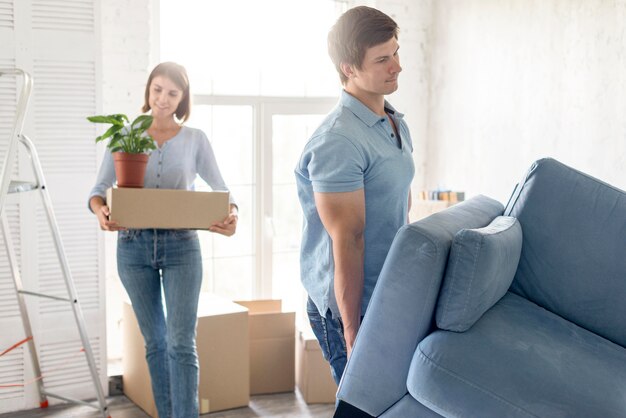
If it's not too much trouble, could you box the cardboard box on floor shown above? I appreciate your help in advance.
[106,187,229,229]
[296,329,338,404]
[122,295,249,417]
[234,300,295,395]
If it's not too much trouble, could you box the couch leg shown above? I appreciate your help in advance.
[334,400,376,418]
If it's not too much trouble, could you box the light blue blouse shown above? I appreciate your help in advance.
[88,125,235,208]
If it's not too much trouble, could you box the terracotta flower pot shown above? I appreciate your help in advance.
[113,152,149,188]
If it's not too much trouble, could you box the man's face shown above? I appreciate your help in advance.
[347,37,402,97]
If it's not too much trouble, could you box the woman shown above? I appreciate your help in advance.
[88,62,238,418]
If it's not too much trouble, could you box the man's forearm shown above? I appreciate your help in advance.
[313,189,366,353]
[333,233,365,349]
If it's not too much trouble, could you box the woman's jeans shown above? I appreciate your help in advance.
[117,229,202,418]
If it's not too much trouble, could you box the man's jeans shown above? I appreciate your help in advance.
[117,229,202,418]
[306,297,349,386]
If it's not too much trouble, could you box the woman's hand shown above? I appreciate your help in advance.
[209,204,238,237]
[90,196,126,232]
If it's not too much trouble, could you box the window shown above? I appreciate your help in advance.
[160,1,345,324]
[271,113,329,314]
[185,97,335,325]
[160,0,344,97]
[189,105,256,298]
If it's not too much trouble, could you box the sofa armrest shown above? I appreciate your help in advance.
[337,195,503,416]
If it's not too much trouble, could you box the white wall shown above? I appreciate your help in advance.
[101,0,156,116]
[352,0,433,194]
[379,0,433,195]
[99,0,156,363]
[426,0,626,204]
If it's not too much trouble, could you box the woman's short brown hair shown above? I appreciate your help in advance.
[142,62,191,122]
[327,6,399,85]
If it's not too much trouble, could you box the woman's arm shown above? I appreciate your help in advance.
[89,195,126,231]
[195,130,237,206]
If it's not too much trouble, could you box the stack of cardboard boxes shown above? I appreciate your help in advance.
[122,296,250,416]
[122,295,336,416]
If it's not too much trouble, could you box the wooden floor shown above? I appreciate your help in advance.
[0,392,335,418]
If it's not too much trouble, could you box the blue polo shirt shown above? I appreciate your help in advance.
[295,90,415,318]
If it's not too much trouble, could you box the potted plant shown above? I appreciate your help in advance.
[87,114,156,188]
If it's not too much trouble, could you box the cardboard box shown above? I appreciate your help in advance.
[234,300,295,395]
[196,296,249,413]
[296,329,338,404]
[107,187,229,229]
[122,295,249,417]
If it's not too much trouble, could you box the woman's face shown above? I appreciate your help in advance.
[148,75,184,120]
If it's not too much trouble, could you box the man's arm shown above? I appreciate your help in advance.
[314,189,365,357]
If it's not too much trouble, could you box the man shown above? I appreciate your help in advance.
[295,6,415,384]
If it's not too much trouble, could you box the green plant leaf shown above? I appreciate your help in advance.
[87,115,127,126]
[108,136,122,148]
[96,124,124,142]
[132,115,153,131]
[89,113,157,154]
[109,114,129,124]
[139,138,157,150]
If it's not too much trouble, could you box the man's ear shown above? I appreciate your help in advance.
[340,62,355,80]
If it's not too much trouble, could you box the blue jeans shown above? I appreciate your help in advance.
[306,297,349,386]
[117,229,202,418]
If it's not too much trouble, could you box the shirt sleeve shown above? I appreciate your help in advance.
[87,149,116,212]
[195,130,237,206]
[304,133,365,193]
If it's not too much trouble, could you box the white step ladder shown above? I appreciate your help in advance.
[0,68,109,417]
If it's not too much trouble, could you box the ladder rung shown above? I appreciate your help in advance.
[42,390,105,411]
[18,290,72,302]
[8,180,39,194]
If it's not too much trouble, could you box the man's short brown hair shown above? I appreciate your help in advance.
[327,6,399,85]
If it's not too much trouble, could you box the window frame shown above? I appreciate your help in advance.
[193,94,336,299]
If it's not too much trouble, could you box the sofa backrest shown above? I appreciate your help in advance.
[505,158,626,347]
[338,195,503,415]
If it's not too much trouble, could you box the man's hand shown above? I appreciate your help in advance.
[344,324,359,358]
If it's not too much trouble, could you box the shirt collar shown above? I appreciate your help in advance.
[340,90,404,127]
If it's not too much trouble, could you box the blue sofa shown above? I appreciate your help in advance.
[335,158,626,418]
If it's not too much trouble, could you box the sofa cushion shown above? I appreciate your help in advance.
[436,216,522,332]
[505,158,626,347]
[409,292,626,418]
